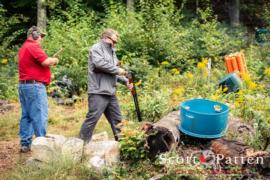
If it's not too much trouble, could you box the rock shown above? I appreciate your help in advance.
[25,157,43,167]
[87,156,105,169]
[62,137,83,162]
[91,132,109,142]
[31,137,56,162]
[46,134,66,150]
[149,174,165,180]
[84,140,119,166]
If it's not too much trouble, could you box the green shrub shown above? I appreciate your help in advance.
[120,68,172,122]
[119,120,146,161]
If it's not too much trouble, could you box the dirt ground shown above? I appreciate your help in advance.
[0,139,30,172]
[0,100,15,114]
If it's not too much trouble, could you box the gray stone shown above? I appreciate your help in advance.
[87,156,105,169]
[31,137,56,162]
[26,157,43,167]
[62,137,84,162]
[84,140,120,166]
[91,132,109,142]
[46,134,66,150]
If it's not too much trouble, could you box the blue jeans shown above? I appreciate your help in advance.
[18,83,48,147]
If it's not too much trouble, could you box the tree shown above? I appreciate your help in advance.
[37,0,47,31]
[127,0,134,11]
[228,0,240,27]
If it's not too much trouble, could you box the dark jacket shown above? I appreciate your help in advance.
[88,40,127,95]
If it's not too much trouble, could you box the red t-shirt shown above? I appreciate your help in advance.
[18,38,51,85]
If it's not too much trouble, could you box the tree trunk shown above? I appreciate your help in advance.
[143,111,180,159]
[228,0,240,27]
[196,0,199,14]
[127,0,134,11]
[37,0,47,31]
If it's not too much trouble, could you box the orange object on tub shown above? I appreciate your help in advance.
[235,53,245,75]
[224,56,233,73]
[231,56,238,72]
[224,52,248,78]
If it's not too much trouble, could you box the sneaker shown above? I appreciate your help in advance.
[20,146,31,153]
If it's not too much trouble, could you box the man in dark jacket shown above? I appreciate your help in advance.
[79,28,132,143]
[18,26,59,152]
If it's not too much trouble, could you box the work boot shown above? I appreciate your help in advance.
[20,145,31,153]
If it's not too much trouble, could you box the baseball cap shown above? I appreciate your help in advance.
[27,26,47,37]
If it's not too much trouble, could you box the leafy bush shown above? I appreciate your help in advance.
[119,120,146,161]
[0,4,25,100]
[120,68,172,122]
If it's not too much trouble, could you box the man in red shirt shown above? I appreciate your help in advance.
[18,26,59,152]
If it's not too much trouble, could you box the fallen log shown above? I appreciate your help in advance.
[143,111,180,159]
[210,138,270,176]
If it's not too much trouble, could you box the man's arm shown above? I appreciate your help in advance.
[117,75,128,85]
[28,44,59,66]
[117,75,133,91]
[41,57,59,66]
[91,48,125,75]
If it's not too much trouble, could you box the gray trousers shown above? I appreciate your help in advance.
[79,94,122,143]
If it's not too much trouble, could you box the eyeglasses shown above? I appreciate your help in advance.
[107,36,117,44]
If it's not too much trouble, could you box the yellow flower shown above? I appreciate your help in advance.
[197,62,205,69]
[222,86,228,93]
[242,74,251,82]
[201,58,208,65]
[210,94,219,101]
[1,58,8,65]
[234,101,240,107]
[172,87,185,96]
[135,80,142,86]
[247,81,257,90]
[161,61,169,65]
[186,72,194,79]
[264,67,270,76]
[234,90,245,107]
[171,68,180,75]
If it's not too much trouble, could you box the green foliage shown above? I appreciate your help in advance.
[251,111,270,150]
[245,44,270,77]
[42,5,99,94]
[120,68,172,122]
[190,8,246,60]
[119,120,146,161]
[0,4,26,99]
[0,51,18,100]
[0,4,27,55]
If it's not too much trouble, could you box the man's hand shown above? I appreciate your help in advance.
[118,68,127,76]
[52,57,59,65]
[127,82,134,91]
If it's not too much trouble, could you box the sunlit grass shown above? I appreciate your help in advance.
[0,95,114,140]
